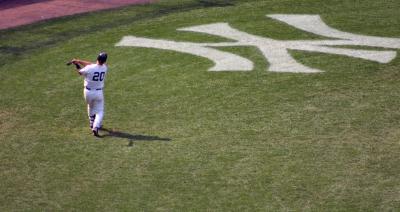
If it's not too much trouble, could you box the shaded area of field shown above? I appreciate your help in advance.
[0,0,236,68]
[0,0,153,30]
[0,0,52,10]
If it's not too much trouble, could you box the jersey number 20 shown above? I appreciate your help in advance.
[93,72,105,81]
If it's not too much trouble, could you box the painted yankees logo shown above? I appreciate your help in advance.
[116,14,400,73]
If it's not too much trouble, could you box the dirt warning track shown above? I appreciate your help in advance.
[0,0,153,30]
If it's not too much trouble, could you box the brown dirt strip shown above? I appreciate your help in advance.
[0,0,153,30]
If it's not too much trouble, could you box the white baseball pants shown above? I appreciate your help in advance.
[84,89,104,130]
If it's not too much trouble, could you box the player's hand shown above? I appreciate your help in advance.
[71,59,79,64]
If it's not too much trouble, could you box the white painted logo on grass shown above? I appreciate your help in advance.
[116,14,400,73]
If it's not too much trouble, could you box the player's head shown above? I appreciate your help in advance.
[97,52,107,65]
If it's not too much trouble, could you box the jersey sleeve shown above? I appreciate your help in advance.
[79,65,91,76]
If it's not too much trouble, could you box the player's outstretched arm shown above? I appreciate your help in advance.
[69,59,88,75]
[72,59,93,67]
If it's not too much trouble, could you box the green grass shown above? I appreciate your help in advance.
[1,0,400,210]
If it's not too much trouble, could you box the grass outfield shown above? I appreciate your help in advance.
[1,0,400,210]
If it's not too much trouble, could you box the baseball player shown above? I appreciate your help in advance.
[69,52,108,136]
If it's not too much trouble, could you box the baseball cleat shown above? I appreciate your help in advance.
[92,128,99,137]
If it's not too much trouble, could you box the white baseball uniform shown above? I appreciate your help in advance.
[79,63,108,130]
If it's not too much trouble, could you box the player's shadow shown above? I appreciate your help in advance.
[99,128,171,146]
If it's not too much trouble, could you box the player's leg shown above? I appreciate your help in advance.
[92,94,104,130]
[87,100,95,129]
[91,91,104,136]
[84,89,96,129]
